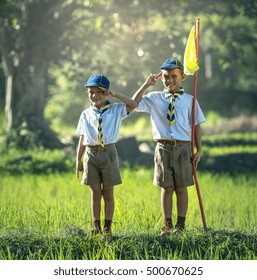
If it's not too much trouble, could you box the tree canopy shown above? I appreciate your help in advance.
[0,0,256,148]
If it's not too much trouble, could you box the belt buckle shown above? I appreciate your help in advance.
[170,140,176,146]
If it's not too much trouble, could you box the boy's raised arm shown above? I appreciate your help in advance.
[132,72,162,104]
[108,91,137,112]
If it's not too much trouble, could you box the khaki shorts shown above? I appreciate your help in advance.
[154,141,194,188]
[81,144,122,186]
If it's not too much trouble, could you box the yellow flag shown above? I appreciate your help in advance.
[183,24,199,75]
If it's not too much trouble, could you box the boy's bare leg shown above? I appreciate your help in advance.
[160,187,175,235]
[102,185,114,220]
[175,187,188,217]
[89,184,102,233]
[102,185,114,238]
[161,186,174,219]
[173,187,188,233]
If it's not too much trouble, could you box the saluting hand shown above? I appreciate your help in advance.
[145,72,162,86]
[107,90,115,97]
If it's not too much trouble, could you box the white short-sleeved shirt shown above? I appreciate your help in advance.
[76,103,128,146]
[136,91,206,141]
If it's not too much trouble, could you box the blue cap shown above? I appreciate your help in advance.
[85,74,110,89]
[160,58,184,70]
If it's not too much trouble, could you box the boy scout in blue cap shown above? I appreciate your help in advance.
[76,73,137,239]
[132,58,206,235]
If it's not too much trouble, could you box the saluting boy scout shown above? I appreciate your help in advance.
[132,58,206,235]
[76,74,137,239]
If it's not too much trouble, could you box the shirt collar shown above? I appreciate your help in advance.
[90,100,112,113]
[163,87,185,99]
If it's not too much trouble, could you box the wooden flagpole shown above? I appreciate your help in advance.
[191,18,207,230]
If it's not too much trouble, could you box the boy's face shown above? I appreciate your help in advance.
[87,86,108,108]
[161,68,185,93]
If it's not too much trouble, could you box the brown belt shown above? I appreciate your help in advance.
[157,139,190,146]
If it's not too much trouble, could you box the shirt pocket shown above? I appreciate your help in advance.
[175,107,191,131]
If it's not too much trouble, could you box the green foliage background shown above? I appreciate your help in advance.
[1,0,257,140]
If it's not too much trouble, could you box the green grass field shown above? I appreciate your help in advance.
[0,168,256,260]
[0,128,257,260]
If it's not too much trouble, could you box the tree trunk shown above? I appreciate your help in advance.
[4,57,63,149]
[1,1,65,149]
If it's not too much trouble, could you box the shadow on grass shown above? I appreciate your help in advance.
[121,152,257,176]
[203,139,257,147]
[199,153,257,175]
[118,137,257,176]
[1,228,256,260]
